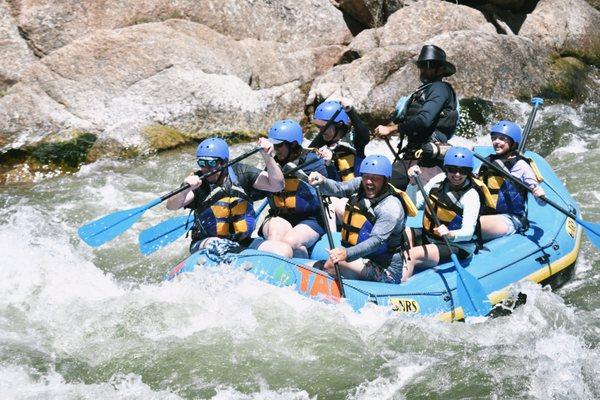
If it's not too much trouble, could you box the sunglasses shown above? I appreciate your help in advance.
[273,141,288,148]
[491,134,512,143]
[196,158,221,168]
[446,166,470,175]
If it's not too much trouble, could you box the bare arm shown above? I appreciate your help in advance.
[166,175,200,210]
[253,137,285,192]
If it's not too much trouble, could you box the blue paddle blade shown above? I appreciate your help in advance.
[579,218,600,248]
[451,254,492,318]
[78,197,162,247]
[139,214,194,255]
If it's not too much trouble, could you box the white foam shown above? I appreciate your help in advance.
[0,366,182,399]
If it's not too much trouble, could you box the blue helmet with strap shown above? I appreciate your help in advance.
[490,120,522,147]
[444,146,473,169]
[314,101,350,126]
[359,155,392,178]
[268,119,303,145]
[196,138,229,160]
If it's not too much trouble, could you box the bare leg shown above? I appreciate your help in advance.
[336,259,368,280]
[402,243,441,282]
[257,240,293,258]
[282,223,322,258]
[261,217,293,241]
[329,196,348,223]
[480,215,511,241]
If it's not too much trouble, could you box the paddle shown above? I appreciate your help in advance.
[473,153,600,248]
[293,169,345,297]
[282,157,322,177]
[78,147,262,248]
[414,175,491,317]
[138,198,270,255]
[315,185,346,298]
[518,97,544,154]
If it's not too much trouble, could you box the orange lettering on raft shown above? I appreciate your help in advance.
[297,266,341,302]
[299,267,311,293]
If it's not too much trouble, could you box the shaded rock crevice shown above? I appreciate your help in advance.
[17,25,45,58]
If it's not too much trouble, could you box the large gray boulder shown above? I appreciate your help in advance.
[520,0,600,65]
[0,19,344,154]
[308,30,550,119]
[0,1,37,91]
[335,0,403,28]
[342,0,495,60]
[8,0,351,55]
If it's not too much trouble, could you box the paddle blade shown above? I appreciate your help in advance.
[139,214,194,255]
[78,203,153,247]
[579,219,600,248]
[451,254,492,318]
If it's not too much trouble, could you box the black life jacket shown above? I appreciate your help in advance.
[422,177,493,251]
[403,82,458,143]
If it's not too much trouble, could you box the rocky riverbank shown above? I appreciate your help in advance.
[1,0,599,184]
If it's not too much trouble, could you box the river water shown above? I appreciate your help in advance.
[1,99,599,399]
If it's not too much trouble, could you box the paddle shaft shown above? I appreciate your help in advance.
[315,185,346,298]
[474,153,577,220]
[164,147,262,201]
[283,156,321,177]
[308,108,342,148]
[518,97,543,154]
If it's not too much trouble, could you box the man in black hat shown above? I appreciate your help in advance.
[374,44,459,189]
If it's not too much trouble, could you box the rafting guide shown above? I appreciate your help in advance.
[374,44,458,190]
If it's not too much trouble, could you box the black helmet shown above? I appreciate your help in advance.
[415,45,456,77]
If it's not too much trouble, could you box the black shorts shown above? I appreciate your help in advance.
[409,227,471,261]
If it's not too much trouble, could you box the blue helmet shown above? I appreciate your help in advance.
[196,138,229,160]
[444,147,473,170]
[359,155,392,178]
[490,120,522,146]
[314,100,350,126]
[268,119,303,145]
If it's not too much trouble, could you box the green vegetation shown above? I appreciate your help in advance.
[143,124,189,151]
[540,56,590,102]
[31,132,97,169]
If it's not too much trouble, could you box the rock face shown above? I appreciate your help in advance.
[308,31,550,120]
[336,0,404,28]
[0,0,598,184]
[0,19,345,154]
[0,1,37,91]
[520,0,600,65]
[8,0,352,55]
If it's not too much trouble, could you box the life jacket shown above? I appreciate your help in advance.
[422,177,494,249]
[331,142,360,182]
[270,149,320,217]
[478,154,543,216]
[402,82,459,143]
[191,167,255,242]
[341,183,417,256]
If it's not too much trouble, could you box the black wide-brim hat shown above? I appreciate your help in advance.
[414,44,456,77]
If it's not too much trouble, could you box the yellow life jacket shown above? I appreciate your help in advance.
[191,168,255,242]
[332,143,357,182]
[341,183,416,255]
[270,149,321,216]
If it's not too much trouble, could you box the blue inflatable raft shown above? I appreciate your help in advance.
[166,147,582,321]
